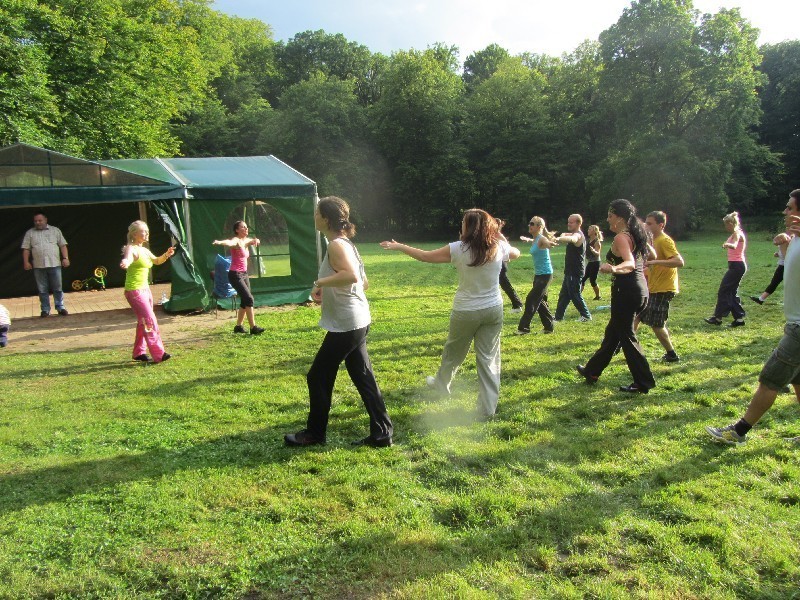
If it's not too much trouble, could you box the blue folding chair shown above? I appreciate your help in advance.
[211,254,237,316]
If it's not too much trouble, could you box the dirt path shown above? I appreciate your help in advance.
[2,306,297,355]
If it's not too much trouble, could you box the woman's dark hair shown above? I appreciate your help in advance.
[609,199,648,259]
[461,208,500,267]
[317,196,356,238]
[233,220,247,234]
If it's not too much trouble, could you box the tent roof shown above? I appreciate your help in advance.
[0,144,316,208]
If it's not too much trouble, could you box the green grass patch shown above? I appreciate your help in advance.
[1,234,798,598]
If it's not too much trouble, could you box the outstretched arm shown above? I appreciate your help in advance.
[379,240,451,263]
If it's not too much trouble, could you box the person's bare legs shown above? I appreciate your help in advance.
[652,326,675,353]
[741,384,782,426]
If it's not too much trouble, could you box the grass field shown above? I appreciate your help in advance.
[1,233,798,599]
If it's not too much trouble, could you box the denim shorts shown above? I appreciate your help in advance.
[759,322,800,391]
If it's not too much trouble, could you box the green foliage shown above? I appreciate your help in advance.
[758,41,800,200]
[591,1,776,230]
[371,49,474,230]
[1,236,799,597]
[462,43,511,93]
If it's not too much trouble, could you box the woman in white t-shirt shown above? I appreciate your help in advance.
[380,209,521,418]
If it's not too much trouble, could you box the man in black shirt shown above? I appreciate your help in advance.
[554,214,592,322]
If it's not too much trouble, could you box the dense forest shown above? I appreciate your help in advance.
[2,0,799,234]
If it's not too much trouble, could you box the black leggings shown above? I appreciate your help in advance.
[582,261,600,287]
[713,261,746,319]
[228,270,254,308]
[499,263,523,308]
[306,325,393,442]
[764,264,784,295]
[584,279,655,389]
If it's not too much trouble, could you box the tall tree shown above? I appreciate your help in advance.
[758,41,800,201]
[463,57,556,224]
[591,0,775,230]
[462,44,511,93]
[371,49,474,229]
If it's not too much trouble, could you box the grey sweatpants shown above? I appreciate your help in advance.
[432,304,504,416]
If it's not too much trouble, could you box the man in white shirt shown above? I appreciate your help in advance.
[21,211,70,317]
[707,189,800,445]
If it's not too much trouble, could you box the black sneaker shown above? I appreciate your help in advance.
[351,436,393,448]
[158,353,171,363]
[233,325,246,334]
[662,352,680,363]
[284,430,325,446]
[704,316,722,326]
[576,364,598,384]
[250,326,265,335]
[57,308,68,316]
[133,354,149,362]
[40,311,49,318]
[730,319,746,328]
[749,296,764,305]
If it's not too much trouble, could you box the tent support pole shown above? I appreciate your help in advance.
[314,189,322,267]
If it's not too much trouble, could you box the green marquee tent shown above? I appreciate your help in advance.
[0,143,320,312]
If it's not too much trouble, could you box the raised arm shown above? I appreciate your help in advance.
[212,237,238,247]
[120,244,136,270]
[379,240,452,263]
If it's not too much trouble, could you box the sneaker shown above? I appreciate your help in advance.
[541,328,554,334]
[704,316,722,326]
[619,383,649,394]
[576,364,597,384]
[749,296,764,305]
[662,352,680,363]
[705,424,746,445]
[351,435,393,448]
[593,296,601,300]
[133,354,149,362]
[158,353,171,363]
[284,429,325,446]
[250,326,265,335]
[40,311,49,318]
[510,307,522,313]
[513,329,530,335]
[425,375,437,387]
[57,308,68,316]
[233,325,246,334]
[730,319,746,328]
[578,316,592,322]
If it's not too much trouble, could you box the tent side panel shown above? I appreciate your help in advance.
[188,196,316,307]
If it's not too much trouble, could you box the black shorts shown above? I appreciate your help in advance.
[228,270,254,308]
[639,292,674,328]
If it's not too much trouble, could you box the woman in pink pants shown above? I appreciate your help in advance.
[120,220,174,363]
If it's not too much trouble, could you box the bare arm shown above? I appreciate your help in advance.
[599,234,636,275]
[22,248,32,270]
[647,253,685,268]
[379,240,452,263]
[586,239,601,256]
[723,230,741,249]
[555,232,582,246]
[212,237,239,247]
[316,240,360,288]
[120,245,136,269]
[537,236,558,250]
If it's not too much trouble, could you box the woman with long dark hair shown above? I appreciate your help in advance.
[705,211,747,327]
[380,209,521,418]
[284,196,393,448]
[212,220,265,335]
[577,199,656,393]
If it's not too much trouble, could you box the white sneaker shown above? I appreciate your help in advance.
[577,316,592,322]
[425,375,437,387]
[510,307,522,313]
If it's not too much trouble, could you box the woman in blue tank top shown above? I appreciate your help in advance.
[515,216,557,335]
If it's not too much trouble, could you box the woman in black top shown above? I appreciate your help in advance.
[577,199,656,393]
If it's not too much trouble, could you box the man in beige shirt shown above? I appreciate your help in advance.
[21,211,70,317]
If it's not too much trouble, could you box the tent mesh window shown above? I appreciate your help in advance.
[223,201,291,277]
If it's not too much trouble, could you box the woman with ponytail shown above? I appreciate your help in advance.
[705,211,747,327]
[284,196,393,448]
[381,209,521,418]
[577,199,656,393]
[515,216,557,335]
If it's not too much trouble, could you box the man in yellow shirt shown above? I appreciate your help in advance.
[636,211,685,362]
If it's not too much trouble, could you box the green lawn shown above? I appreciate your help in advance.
[1,233,798,599]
